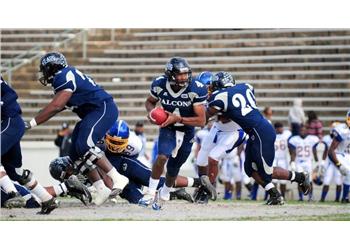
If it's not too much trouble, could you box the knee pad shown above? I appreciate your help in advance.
[76,146,104,175]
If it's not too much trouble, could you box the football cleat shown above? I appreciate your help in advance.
[299,172,311,195]
[170,188,194,203]
[200,175,217,201]
[38,197,60,215]
[266,188,284,205]
[193,187,209,204]
[3,192,26,209]
[64,175,92,205]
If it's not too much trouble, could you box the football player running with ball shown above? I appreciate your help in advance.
[140,57,215,210]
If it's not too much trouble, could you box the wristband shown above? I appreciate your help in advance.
[30,118,37,128]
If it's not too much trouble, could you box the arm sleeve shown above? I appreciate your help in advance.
[192,83,208,106]
[149,77,164,100]
[288,137,296,150]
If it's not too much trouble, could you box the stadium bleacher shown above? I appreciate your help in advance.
[1,28,349,141]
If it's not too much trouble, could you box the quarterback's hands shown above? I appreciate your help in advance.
[147,113,158,125]
[160,111,181,128]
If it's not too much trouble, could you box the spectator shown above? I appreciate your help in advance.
[306,111,323,140]
[134,121,151,167]
[288,98,306,136]
[54,122,72,157]
[263,106,273,123]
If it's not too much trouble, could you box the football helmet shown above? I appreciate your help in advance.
[49,156,73,182]
[39,52,67,86]
[210,71,235,92]
[196,71,214,86]
[165,57,192,87]
[105,120,130,153]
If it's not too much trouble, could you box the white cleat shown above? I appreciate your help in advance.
[93,185,111,206]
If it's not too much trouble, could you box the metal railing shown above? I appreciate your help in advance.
[0,29,89,84]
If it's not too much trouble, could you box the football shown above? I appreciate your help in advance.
[150,107,168,125]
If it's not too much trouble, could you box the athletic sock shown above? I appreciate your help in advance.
[251,182,259,200]
[342,184,350,201]
[31,183,53,202]
[0,174,18,193]
[148,177,159,195]
[321,190,328,201]
[298,191,303,201]
[335,186,341,201]
[186,177,194,187]
[53,183,68,196]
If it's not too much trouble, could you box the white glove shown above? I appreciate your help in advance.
[24,121,31,130]
[339,164,348,176]
[290,161,296,172]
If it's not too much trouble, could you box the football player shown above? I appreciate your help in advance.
[219,147,243,200]
[273,122,292,199]
[1,76,59,213]
[288,125,327,201]
[320,121,342,202]
[49,120,204,204]
[140,57,214,210]
[327,111,350,203]
[194,71,246,203]
[24,52,128,206]
[206,72,311,205]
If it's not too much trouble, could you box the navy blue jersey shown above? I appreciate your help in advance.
[208,83,264,132]
[51,66,113,118]
[150,75,207,130]
[1,77,22,120]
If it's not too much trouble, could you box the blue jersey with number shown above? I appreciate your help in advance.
[149,75,207,130]
[51,66,113,118]
[1,77,22,120]
[207,83,264,132]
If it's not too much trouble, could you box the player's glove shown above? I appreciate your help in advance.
[290,161,296,172]
[24,121,31,130]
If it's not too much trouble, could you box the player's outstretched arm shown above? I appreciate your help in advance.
[25,90,72,129]
[161,104,206,128]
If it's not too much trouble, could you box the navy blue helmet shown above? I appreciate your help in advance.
[165,57,192,87]
[49,156,73,181]
[210,71,235,92]
[39,52,67,86]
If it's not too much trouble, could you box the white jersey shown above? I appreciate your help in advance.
[195,128,210,145]
[121,131,143,157]
[288,135,319,165]
[214,120,241,132]
[332,123,350,155]
[274,130,292,160]
[322,134,332,148]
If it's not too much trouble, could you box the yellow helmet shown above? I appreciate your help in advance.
[105,120,129,153]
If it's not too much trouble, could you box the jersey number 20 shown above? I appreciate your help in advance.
[232,89,257,116]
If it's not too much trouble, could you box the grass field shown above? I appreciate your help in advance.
[1,198,349,221]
